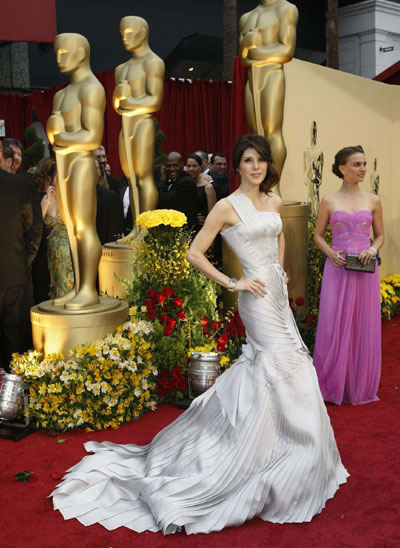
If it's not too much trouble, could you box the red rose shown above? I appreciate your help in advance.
[143,299,155,309]
[161,304,168,312]
[164,325,174,336]
[295,297,305,306]
[156,294,166,304]
[162,287,174,297]
[173,297,183,308]
[201,317,208,326]
[147,289,157,299]
[177,309,186,321]
[203,326,208,334]
[210,321,218,331]
[168,318,177,327]
[216,342,226,352]
[218,334,229,345]
[305,314,315,323]
[146,308,156,320]
[159,313,168,324]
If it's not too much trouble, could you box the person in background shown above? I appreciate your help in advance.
[94,158,125,244]
[194,149,209,175]
[0,143,14,173]
[0,140,41,369]
[209,152,229,200]
[31,158,55,303]
[40,163,74,299]
[313,145,384,405]
[3,137,23,174]
[157,152,199,231]
[186,153,216,228]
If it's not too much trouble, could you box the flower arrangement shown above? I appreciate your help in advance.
[304,209,332,351]
[380,274,400,320]
[289,296,316,349]
[10,310,158,431]
[122,209,220,402]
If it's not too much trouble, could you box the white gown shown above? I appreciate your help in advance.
[51,193,348,535]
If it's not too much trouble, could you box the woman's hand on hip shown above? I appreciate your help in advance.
[236,277,267,298]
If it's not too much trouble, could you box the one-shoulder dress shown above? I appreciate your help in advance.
[51,193,348,535]
[313,209,381,405]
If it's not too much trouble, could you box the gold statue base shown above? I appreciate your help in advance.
[222,202,308,312]
[281,202,308,313]
[31,299,129,356]
[98,242,135,300]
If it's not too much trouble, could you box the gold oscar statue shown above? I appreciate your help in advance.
[239,0,298,195]
[113,16,165,235]
[304,120,324,216]
[32,33,128,355]
[370,158,380,195]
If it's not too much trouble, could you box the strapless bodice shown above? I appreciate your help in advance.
[330,209,372,254]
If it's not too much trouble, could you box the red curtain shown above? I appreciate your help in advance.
[0,93,32,146]
[1,58,252,182]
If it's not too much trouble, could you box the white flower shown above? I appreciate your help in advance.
[109,348,120,361]
[134,388,142,397]
[141,379,148,390]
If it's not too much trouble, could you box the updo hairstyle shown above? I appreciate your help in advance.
[332,145,365,179]
[232,134,279,195]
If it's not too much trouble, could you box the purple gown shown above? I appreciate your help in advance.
[313,210,381,405]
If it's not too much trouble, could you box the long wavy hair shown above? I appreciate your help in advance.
[32,158,56,193]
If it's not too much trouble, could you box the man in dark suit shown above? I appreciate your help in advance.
[157,152,198,231]
[209,152,230,201]
[0,140,42,371]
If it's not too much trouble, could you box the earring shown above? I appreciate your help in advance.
[236,169,241,175]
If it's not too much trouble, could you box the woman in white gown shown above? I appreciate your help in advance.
[51,134,348,535]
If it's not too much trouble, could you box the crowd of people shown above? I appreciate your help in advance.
[0,140,230,370]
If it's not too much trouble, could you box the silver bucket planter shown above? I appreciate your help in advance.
[188,352,221,399]
[0,369,29,426]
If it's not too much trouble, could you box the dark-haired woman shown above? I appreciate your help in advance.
[39,160,74,299]
[51,135,348,535]
[313,146,384,405]
[186,153,216,228]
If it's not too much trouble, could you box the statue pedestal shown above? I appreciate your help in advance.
[222,202,308,312]
[31,298,129,356]
[282,202,308,312]
[98,242,134,300]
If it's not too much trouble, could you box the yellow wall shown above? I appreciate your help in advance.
[281,59,400,278]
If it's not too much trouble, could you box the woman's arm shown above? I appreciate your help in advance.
[314,197,346,267]
[40,185,56,218]
[205,183,217,213]
[359,195,384,265]
[187,201,267,298]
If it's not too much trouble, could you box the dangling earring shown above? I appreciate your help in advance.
[236,169,241,175]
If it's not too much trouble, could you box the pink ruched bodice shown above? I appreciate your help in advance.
[330,209,372,255]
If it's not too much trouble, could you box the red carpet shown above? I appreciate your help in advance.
[1,318,399,548]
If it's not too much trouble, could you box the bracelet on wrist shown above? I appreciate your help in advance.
[368,246,377,256]
[228,278,237,292]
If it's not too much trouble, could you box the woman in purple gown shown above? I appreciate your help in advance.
[313,146,384,405]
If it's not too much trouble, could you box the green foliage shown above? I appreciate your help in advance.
[154,118,167,167]
[22,124,45,169]
[294,208,332,352]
